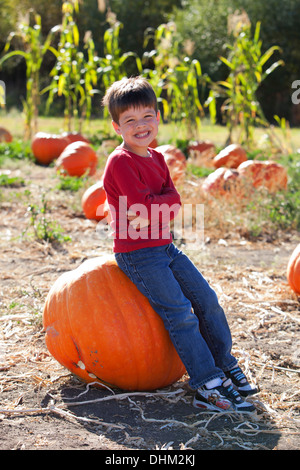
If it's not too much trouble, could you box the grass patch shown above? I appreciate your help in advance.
[0,140,34,166]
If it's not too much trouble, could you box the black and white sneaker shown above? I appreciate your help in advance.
[225,366,258,397]
[193,378,255,413]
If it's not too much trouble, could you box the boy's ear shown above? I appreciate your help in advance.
[112,120,121,135]
[156,110,160,123]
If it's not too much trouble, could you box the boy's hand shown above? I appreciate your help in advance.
[127,210,150,229]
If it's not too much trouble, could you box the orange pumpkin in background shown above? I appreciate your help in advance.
[155,144,186,185]
[0,127,13,142]
[43,255,185,391]
[201,167,240,197]
[237,160,287,192]
[148,137,158,148]
[31,132,70,165]
[187,140,215,155]
[213,144,247,169]
[287,244,300,294]
[81,180,108,221]
[156,144,186,162]
[187,140,216,168]
[31,132,90,165]
[55,141,98,177]
[61,131,90,144]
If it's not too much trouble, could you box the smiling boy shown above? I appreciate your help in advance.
[102,76,258,412]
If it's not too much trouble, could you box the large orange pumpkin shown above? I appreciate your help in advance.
[81,180,108,221]
[31,132,70,165]
[287,244,300,294]
[55,141,98,177]
[43,255,185,391]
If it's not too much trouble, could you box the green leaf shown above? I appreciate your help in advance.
[58,74,66,96]
[217,80,232,89]
[253,21,261,44]
[263,60,284,78]
[219,56,234,70]
[259,46,281,67]
[0,50,28,67]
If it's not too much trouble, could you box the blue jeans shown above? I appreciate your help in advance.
[115,243,237,389]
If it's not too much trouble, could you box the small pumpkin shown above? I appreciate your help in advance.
[55,141,98,177]
[187,140,216,168]
[187,140,215,154]
[155,145,186,185]
[213,144,247,169]
[156,144,186,162]
[201,167,240,197]
[43,255,185,391]
[61,131,90,145]
[0,127,13,143]
[148,137,158,148]
[238,160,287,192]
[31,132,70,165]
[287,244,300,294]
[81,180,108,221]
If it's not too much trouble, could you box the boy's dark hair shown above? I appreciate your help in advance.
[102,76,158,124]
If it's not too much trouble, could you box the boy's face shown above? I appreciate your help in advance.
[112,106,160,157]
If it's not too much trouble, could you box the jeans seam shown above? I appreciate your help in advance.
[170,258,223,363]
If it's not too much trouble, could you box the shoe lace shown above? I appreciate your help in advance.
[221,378,242,402]
[229,367,246,382]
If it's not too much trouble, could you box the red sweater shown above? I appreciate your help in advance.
[103,146,181,252]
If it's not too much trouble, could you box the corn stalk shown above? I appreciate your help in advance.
[143,22,204,139]
[211,16,284,147]
[43,0,100,132]
[97,16,143,120]
[0,11,57,139]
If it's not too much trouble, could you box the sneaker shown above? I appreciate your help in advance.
[193,378,255,413]
[225,366,258,397]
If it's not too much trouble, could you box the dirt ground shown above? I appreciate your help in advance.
[0,161,299,451]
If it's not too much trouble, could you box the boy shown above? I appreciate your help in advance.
[102,76,258,412]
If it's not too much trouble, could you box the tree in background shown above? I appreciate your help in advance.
[171,0,300,124]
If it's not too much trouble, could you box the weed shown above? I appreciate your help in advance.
[186,163,214,179]
[23,192,71,243]
[0,173,25,187]
[0,140,34,165]
[55,174,87,191]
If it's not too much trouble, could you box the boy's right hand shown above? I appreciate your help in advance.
[127,210,150,229]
